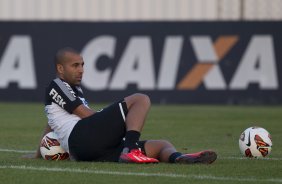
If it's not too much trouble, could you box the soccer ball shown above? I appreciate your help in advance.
[239,126,272,158]
[40,132,69,160]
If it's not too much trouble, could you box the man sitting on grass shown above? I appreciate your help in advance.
[28,47,217,164]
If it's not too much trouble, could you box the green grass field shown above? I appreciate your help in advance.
[0,102,281,184]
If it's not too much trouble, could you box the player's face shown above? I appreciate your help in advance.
[60,53,84,86]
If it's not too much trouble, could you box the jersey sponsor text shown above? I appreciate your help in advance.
[49,88,66,108]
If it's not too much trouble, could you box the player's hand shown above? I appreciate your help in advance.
[21,153,41,159]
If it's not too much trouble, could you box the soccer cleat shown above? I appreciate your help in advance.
[175,150,217,164]
[119,148,159,164]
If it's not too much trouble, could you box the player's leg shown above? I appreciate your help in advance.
[121,93,150,151]
[143,140,217,164]
[68,100,127,161]
[142,140,179,162]
[119,93,159,163]
[123,93,150,132]
[69,98,157,163]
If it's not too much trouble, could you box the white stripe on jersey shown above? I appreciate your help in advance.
[54,78,76,101]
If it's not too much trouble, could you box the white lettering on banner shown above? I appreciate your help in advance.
[81,36,116,90]
[191,36,218,62]
[190,36,227,89]
[110,37,155,90]
[79,35,279,91]
[157,36,183,89]
[0,34,278,93]
[0,36,37,89]
[230,36,278,89]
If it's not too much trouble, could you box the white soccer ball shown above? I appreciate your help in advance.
[40,132,69,160]
[239,126,272,158]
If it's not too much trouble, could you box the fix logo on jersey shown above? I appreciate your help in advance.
[177,36,238,89]
[49,88,66,108]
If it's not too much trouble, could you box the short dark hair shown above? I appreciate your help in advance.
[54,47,80,66]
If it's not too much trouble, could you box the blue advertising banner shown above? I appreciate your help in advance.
[0,21,281,104]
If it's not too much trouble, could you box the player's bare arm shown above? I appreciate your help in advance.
[73,104,95,118]
[22,123,52,159]
[35,124,53,158]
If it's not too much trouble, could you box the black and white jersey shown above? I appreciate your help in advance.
[45,78,89,152]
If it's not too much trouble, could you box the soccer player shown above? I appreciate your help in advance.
[32,47,217,164]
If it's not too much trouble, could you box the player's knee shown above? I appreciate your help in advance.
[125,93,151,109]
[159,140,173,147]
[135,93,151,107]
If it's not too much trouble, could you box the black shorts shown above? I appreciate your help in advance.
[68,100,146,162]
